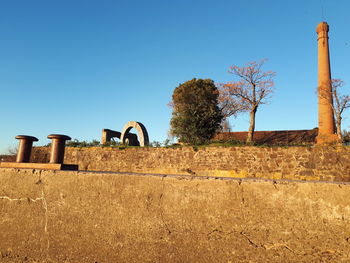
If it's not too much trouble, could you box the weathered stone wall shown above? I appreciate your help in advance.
[0,168,350,262]
[32,146,350,181]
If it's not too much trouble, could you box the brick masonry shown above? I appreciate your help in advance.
[213,129,318,144]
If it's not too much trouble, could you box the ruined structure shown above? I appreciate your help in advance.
[101,129,139,146]
[101,129,121,145]
[316,22,339,144]
[102,121,149,147]
[120,121,149,147]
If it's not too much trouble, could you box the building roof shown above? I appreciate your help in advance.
[213,128,318,145]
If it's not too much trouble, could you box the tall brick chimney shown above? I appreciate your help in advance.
[316,22,338,144]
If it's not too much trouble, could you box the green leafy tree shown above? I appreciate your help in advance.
[170,78,223,144]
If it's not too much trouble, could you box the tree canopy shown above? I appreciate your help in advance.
[170,78,223,144]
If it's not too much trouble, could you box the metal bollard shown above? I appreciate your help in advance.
[47,134,71,164]
[15,135,39,163]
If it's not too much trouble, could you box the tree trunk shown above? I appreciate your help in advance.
[336,115,342,141]
[246,108,257,144]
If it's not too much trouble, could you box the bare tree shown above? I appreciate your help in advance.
[7,144,18,155]
[218,118,232,132]
[218,59,276,143]
[330,79,350,140]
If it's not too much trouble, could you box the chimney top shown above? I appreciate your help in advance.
[316,21,329,34]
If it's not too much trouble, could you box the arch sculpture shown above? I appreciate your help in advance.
[120,121,149,147]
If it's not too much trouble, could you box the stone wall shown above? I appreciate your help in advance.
[32,146,350,181]
[0,168,350,262]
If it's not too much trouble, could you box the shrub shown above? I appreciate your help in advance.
[170,78,223,144]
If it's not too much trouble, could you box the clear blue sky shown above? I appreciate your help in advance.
[1,0,350,153]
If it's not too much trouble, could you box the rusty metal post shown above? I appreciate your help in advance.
[47,134,71,164]
[15,135,39,163]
